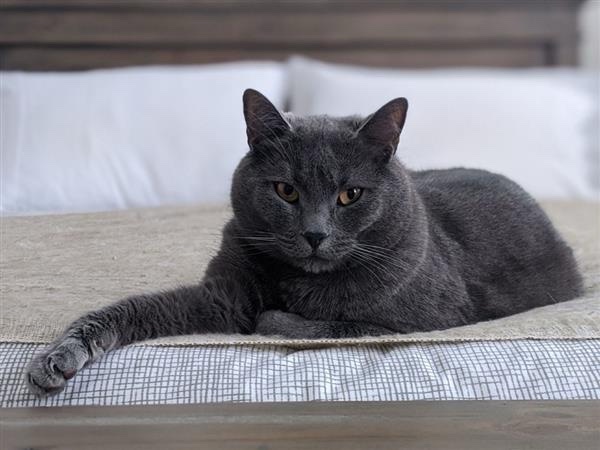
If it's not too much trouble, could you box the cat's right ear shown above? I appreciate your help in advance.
[243,89,290,150]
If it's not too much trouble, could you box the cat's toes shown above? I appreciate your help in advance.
[24,340,88,397]
[255,310,302,337]
[25,352,70,397]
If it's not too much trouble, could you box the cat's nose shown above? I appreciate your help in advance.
[303,231,328,250]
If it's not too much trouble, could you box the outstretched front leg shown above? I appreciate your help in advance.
[255,310,396,339]
[25,277,257,397]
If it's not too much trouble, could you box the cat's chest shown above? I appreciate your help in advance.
[275,270,376,321]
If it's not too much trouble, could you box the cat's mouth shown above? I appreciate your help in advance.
[277,241,350,273]
[306,254,329,262]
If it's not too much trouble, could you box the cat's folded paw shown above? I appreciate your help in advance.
[255,310,306,338]
[24,339,89,397]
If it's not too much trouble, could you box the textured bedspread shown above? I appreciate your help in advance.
[1,201,598,346]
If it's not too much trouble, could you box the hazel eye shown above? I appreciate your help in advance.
[275,182,299,203]
[338,187,363,206]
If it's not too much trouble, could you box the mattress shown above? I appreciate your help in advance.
[2,340,599,407]
[1,200,598,406]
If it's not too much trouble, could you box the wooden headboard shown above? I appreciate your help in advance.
[0,0,585,71]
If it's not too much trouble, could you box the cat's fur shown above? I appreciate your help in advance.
[25,89,583,396]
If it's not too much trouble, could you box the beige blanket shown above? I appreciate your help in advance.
[1,201,598,348]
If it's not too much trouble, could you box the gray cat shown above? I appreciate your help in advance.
[26,89,583,396]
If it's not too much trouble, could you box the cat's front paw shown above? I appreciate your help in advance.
[255,310,306,338]
[25,338,90,397]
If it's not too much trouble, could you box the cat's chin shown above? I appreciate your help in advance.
[293,255,340,274]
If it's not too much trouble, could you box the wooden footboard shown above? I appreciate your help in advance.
[1,401,598,449]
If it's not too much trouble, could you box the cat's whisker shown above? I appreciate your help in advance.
[357,248,438,282]
[355,244,406,261]
[233,237,277,242]
[354,246,408,271]
[359,242,399,252]
[353,246,443,290]
[352,253,399,284]
[356,244,416,266]
[240,243,276,248]
[233,230,276,236]
[355,246,467,296]
[357,243,462,293]
[350,252,388,290]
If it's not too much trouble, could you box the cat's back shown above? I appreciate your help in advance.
[409,167,583,316]
[411,167,538,227]
[411,167,523,202]
[409,167,559,250]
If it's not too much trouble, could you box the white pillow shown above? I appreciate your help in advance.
[288,57,599,200]
[1,62,286,215]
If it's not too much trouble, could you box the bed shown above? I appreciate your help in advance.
[1,0,598,447]
[1,200,599,407]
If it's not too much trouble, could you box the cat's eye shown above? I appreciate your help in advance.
[275,182,299,203]
[338,187,363,206]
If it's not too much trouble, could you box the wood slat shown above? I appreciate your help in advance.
[0,0,582,70]
[0,0,586,11]
[1,401,599,450]
[0,45,549,71]
[0,9,575,45]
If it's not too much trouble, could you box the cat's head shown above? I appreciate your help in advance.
[231,89,412,273]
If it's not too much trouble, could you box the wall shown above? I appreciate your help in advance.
[580,0,600,68]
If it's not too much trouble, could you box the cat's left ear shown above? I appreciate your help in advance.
[243,88,291,150]
[357,98,408,163]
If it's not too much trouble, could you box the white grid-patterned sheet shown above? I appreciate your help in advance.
[1,340,598,407]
